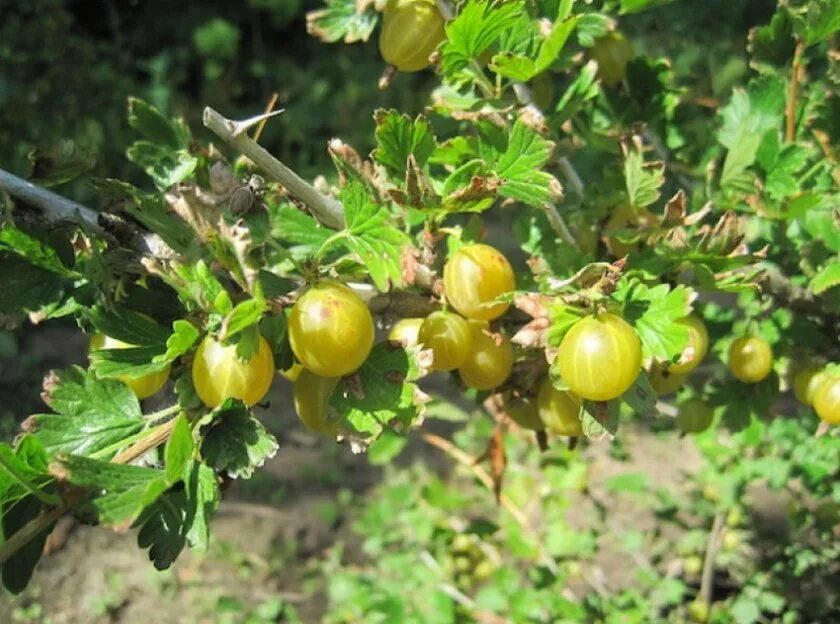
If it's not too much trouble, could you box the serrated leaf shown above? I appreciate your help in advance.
[616,279,692,361]
[718,77,785,191]
[136,459,218,569]
[493,118,562,207]
[330,342,425,441]
[624,148,664,209]
[0,436,51,508]
[127,98,188,149]
[373,110,436,180]
[325,182,411,291]
[30,367,144,457]
[0,253,67,314]
[811,260,840,294]
[306,0,378,44]
[222,298,266,340]
[51,455,170,529]
[161,320,199,361]
[127,141,198,191]
[0,226,78,279]
[200,402,278,479]
[534,15,578,74]
[440,0,525,78]
[546,304,585,347]
[803,0,840,45]
[88,305,171,346]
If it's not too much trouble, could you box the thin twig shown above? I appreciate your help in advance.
[0,168,170,258]
[203,107,345,229]
[699,512,725,606]
[785,40,805,143]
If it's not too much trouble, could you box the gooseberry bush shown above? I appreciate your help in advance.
[0,0,838,618]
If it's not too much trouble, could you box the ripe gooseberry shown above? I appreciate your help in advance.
[813,375,840,425]
[89,334,170,400]
[294,368,340,436]
[288,281,374,377]
[192,334,275,408]
[536,377,582,437]
[379,0,446,72]
[728,336,773,384]
[443,243,515,321]
[605,206,657,257]
[792,365,826,406]
[388,317,424,348]
[418,311,473,371]
[458,323,514,390]
[669,314,709,374]
[589,31,634,87]
[503,395,543,431]
[649,365,687,396]
[676,399,713,433]
[555,312,642,402]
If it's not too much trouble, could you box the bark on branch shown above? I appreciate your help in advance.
[202,107,346,230]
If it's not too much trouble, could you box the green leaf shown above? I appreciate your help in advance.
[579,400,620,440]
[0,226,77,278]
[30,367,145,457]
[0,253,67,314]
[164,415,194,484]
[624,148,664,209]
[553,60,600,123]
[373,110,436,180]
[92,179,196,254]
[803,0,840,45]
[88,305,172,346]
[127,98,189,149]
[136,489,189,570]
[748,9,796,68]
[622,372,658,418]
[127,141,198,191]
[270,201,334,250]
[200,403,278,479]
[730,596,761,624]
[27,138,96,187]
[619,0,675,14]
[489,53,536,81]
[718,77,785,191]
[811,260,840,294]
[616,279,692,361]
[1,495,55,594]
[440,0,525,77]
[184,461,219,551]
[306,0,378,44]
[222,298,266,340]
[534,15,578,74]
[546,304,586,347]
[493,118,562,207]
[367,430,408,465]
[327,182,411,291]
[0,436,52,508]
[161,320,200,361]
[51,455,170,529]
[330,343,425,443]
[136,460,218,569]
[605,472,650,493]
